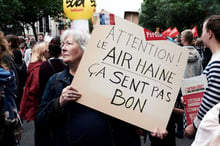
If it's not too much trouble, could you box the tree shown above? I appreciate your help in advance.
[0,0,63,39]
[139,0,220,36]
[0,0,24,34]
[16,0,63,39]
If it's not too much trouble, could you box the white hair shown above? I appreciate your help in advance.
[60,29,90,50]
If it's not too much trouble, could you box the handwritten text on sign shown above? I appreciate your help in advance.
[72,14,188,132]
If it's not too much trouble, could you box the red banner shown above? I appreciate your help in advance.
[162,27,171,37]
[181,75,207,125]
[183,92,203,125]
[144,28,166,41]
[191,26,198,37]
[168,27,179,38]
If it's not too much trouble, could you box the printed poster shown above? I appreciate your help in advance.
[181,75,207,125]
[72,12,189,132]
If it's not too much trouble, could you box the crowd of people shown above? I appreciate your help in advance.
[0,14,220,146]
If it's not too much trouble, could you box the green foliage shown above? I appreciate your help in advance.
[0,0,24,24]
[0,0,63,36]
[139,0,220,36]
[17,0,63,24]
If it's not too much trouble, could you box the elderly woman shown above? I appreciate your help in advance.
[36,29,115,146]
[37,29,167,146]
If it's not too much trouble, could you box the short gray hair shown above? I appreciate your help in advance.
[60,29,90,50]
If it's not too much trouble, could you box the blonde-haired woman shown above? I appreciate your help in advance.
[31,42,49,63]
[19,41,48,129]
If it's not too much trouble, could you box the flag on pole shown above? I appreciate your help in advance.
[161,27,171,37]
[191,26,198,37]
[168,27,179,38]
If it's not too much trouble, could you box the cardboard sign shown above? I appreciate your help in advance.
[72,13,189,132]
[181,75,207,125]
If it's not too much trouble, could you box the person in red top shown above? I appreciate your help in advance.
[19,41,49,121]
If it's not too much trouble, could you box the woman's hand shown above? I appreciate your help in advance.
[151,128,168,139]
[59,85,81,107]
[184,124,195,138]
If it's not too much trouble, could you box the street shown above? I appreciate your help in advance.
[20,121,193,146]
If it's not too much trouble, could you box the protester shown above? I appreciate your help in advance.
[194,38,204,59]
[12,49,27,110]
[184,15,220,138]
[5,35,24,72]
[194,38,212,69]
[202,47,212,68]
[181,29,203,79]
[24,39,36,67]
[19,41,49,145]
[5,34,20,52]
[38,36,66,100]
[0,31,23,146]
[173,35,182,46]
[18,37,28,56]
[3,34,21,111]
[37,29,115,146]
[37,33,44,42]
[37,36,66,146]
[5,34,20,80]
[19,41,49,146]
[25,35,31,48]
[36,29,114,146]
[6,35,27,107]
[36,29,167,146]
[175,29,202,139]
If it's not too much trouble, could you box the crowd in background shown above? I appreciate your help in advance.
[0,14,220,146]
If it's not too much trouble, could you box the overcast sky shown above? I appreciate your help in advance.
[96,0,143,18]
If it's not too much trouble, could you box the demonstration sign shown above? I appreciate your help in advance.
[181,75,207,125]
[72,13,189,132]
